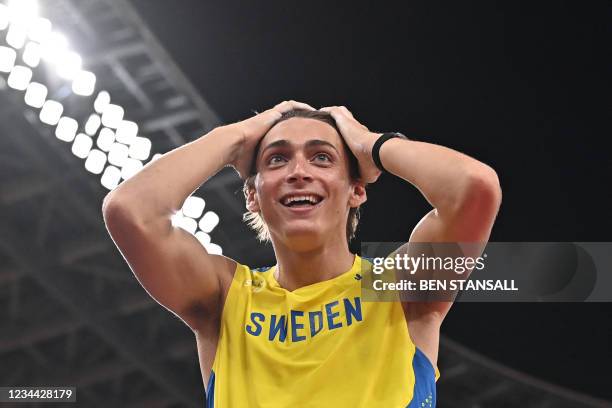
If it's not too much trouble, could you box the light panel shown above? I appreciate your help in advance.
[84,113,101,136]
[84,149,107,174]
[96,128,115,152]
[115,120,138,144]
[0,46,17,72]
[55,116,78,142]
[199,211,220,233]
[108,142,129,167]
[6,23,28,49]
[56,50,81,80]
[101,103,124,128]
[183,196,206,219]
[39,100,63,125]
[24,82,47,108]
[27,17,52,42]
[22,41,41,67]
[0,4,9,30]
[101,165,122,190]
[120,157,143,180]
[72,70,96,96]
[128,136,151,160]
[72,133,93,159]
[7,65,32,90]
[93,90,110,113]
[204,243,223,255]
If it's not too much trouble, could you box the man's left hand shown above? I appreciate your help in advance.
[320,106,382,184]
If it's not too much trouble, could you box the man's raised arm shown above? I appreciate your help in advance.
[101,100,315,330]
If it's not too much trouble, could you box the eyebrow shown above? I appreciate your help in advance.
[260,139,339,155]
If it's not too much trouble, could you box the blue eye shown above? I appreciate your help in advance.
[314,153,331,162]
[268,155,286,164]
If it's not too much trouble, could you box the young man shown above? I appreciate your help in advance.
[102,101,501,407]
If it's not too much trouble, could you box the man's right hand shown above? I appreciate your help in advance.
[229,100,315,179]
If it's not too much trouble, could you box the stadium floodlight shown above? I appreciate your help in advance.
[84,149,107,174]
[6,23,28,49]
[55,116,78,142]
[84,114,101,136]
[115,120,138,144]
[7,65,32,90]
[108,142,129,167]
[22,41,41,67]
[39,100,63,125]
[0,4,9,30]
[24,81,47,108]
[27,17,51,42]
[96,128,115,152]
[195,231,211,246]
[56,50,81,80]
[100,165,122,190]
[120,157,143,180]
[128,136,151,161]
[204,243,223,255]
[170,210,184,227]
[93,90,110,114]
[72,133,93,159]
[72,70,96,96]
[101,103,124,128]
[40,31,68,63]
[0,46,17,72]
[198,211,220,233]
[183,196,206,219]
[176,216,198,235]
[8,0,38,23]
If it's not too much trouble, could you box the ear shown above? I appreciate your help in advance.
[246,184,261,213]
[348,180,367,208]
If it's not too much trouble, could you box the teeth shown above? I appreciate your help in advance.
[282,195,321,205]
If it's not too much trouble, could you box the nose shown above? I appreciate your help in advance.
[286,155,313,183]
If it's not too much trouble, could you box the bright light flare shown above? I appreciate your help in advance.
[56,51,81,80]
[27,17,51,42]
[72,70,96,96]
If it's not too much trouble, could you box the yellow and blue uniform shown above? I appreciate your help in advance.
[206,255,439,407]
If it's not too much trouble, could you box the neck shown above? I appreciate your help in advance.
[271,234,355,291]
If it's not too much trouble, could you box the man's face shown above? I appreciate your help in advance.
[247,117,365,248]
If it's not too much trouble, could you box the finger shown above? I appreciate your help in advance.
[274,100,316,113]
[338,106,355,119]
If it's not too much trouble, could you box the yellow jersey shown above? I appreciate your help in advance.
[206,255,439,407]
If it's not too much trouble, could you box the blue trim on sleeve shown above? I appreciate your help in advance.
[205,370,215,408]
[406,347,437,407]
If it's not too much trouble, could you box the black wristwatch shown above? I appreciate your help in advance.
[372,132,407,172]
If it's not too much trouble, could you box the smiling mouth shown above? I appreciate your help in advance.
[280,194,324,208]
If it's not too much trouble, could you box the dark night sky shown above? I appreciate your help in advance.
[130,0,611,399]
